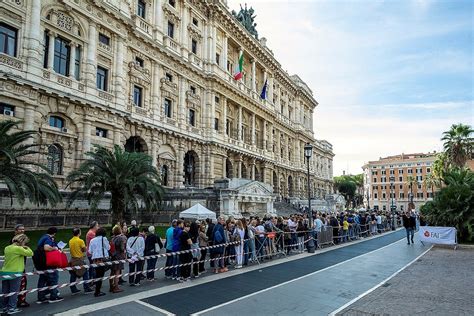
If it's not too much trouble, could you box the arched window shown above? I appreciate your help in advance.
[49,116,65,129]
[160,165,169,186]
[47,144,63,175]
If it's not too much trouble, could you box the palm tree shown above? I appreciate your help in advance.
[422,173,436,199]
[441,123,473,168]
[0,120,61,206]
[66,145,164,224]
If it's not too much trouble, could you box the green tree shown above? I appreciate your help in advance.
[334,174,363,208]
[0,120,61,206]
[432,152,450,185]
[422,173,436,198]
[66,145,164,224]
[406,175,416,208]
[420,168,474,242]
[441,123,473,168]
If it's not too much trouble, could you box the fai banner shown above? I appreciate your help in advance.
[419,226,457,245]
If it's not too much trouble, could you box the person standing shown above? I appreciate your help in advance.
[189,222,200,278]
[403,211,417,245]
[68,227,93,295]
[1,234,33,314]
[36,227,63,304]
[11,224,29,308]
[198,223,208,274]
[86,221,99,281]
[88,228,110,297]
[126,227,145,286]
[110,225,126,293]
[164,220,177,279]
[210,217,226,273]
[144,226,163,281]
[179,222,193,282]
[172,220,184,280]
[233,220,245,268]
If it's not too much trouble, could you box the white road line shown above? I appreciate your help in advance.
[328,244,433,316]
[190,237,407,316]
[135,300,176,316]
[55,230,402,316]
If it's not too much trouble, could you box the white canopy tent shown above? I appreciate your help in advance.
[179,203,216,220]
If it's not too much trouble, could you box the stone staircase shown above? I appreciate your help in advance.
[273,201,301,216]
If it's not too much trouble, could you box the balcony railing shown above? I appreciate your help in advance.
[133,15,152,36]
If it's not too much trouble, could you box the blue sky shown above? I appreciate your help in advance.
[227,0,473,175]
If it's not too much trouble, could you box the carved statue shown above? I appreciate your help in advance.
[231,3,259,39]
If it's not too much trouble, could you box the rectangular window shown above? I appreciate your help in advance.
[54,36,70,76]
[389,169,394,175]
[95,127,108,138]
[0,23,18,57]
[99,33,110,46]
[374,193,378,199]
[133,85,143,107]
[192,17,198,26]
[398,176,402,182]
[43,31,49,68]
[226,119,230,136]
[382,193,386,199]
[381,170,386,175]
[189,109,195,126]
[417,192,424,199]
[398,169,404,174]
[167,21,175,38]
[191,39,197,54]
[399,184,403,189]
[164,98,172,118]
[96,66,108,91]
[214,118,219,131]
[0,103,15,117]
[216,53,220,65]
[135,56,144,67]
[399,192,405,198]
[426,167,431,173]
[215,96,220,104]
[74,46,81,80]
[169,0,176,7]
[137,0,146,18]
[382,205,386,211]
[373,177,377,182]
[190,86,196,94]
[165,73,173,82]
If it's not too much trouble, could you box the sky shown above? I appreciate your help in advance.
[226,0,474,176]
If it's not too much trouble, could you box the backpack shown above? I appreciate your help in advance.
[109,237,117,257]
[32,246,47,271]
[213,227,224,244]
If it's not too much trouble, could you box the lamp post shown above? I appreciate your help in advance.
[389,176,396,230]
[366,191,370,212]
[304,143,313,228]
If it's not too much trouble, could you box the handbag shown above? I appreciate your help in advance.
[69,257,86,277]
[46,250,68,268]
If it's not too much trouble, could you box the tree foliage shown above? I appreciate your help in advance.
[420,168,474,242]
[333,174,363,208]
[0,120,61,206]
[441,123,473,168]
[67,145,164,224]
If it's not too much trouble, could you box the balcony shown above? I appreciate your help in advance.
[98,42,112,55]
[164,36,179,53]
[133,15,152,36]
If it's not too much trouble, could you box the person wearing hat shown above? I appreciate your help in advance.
[1,234,33,314]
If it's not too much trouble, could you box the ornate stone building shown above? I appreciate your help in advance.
[0,0,334,216]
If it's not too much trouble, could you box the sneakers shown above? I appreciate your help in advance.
[94,292,106,297]
[71,289,81,295]
[84,288,94,294]
[48,297,64,303]
[35,299,48,305]
[7,308,21,315]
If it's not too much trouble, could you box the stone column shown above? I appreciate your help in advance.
[86,22,97,88]
[223,33,228,71]
[237,156,242,178]
[251,113,256,145]
[68,42,77,78]
[82,120,92,156]
[26,0,42,70]
[310,110,314,132]
[251,59,256,92]
[23,105,35,144]
[268,75,274,104]
[153,0,163,38]
[268,122,273,152]
[113,127,121,146]
[238,106,242,141]
[151,137,159,167]
[210,91,215,133]
[251,160,256,180]
[262,119,267,150]
[47,31,55,70]
[152,61,161,120]
[181,3,189,58]
[176,141,185,188]
[178,76,186,127]
[114,36,124,100]
[211,24,217,64]
[221,97,227,134]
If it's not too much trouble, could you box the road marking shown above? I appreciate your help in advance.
[328,244,433,316]
[54,230,402,316]
[190,237,406,316]
[135,300,175,316]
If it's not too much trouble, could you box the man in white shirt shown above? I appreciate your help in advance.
[287,215,298,250]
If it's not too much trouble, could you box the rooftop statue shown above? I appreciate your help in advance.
[231,3,259,39]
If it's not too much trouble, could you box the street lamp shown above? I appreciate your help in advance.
[389,176,396,230]
[304,143,313,227]
[366,191,370,212]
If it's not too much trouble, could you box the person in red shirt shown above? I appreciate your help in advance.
[86,221,99,280]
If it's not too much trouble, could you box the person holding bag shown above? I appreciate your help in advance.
[126,227,145,286]
[144,226,163,281]
[88,228,110,297]
[110,225,126,293]
[68,227,93,295]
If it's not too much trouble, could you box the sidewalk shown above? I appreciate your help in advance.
[337,246,474,316]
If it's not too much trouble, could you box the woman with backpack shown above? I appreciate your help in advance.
[110,225,126,293]
[88,228,110,297]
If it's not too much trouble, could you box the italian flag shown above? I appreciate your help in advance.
[233,51,244,80]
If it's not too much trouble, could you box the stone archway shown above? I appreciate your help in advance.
[288,175,294,197]
[272,171,278,194]
[124,136,148,153]
[184,150,199,187]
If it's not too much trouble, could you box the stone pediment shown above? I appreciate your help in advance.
[237,181,272,196]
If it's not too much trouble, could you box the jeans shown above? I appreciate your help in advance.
[146,257,158,279]
[129,260,144,284]
[165,249,173,277]
[37,271,60,301]
[406,227,414,243]
[243,240,249,265]
[70,270,91,292]
[256,237,265,258]
[87,256,95,280]
[198,248,207,272]
[2,277,21,310]
[172,254,180,278]
[248,238,256,261]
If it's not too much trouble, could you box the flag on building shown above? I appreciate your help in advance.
[233,51,244,80]
[260,79,268,99]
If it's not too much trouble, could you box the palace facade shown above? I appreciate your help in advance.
[0,0,334,215]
